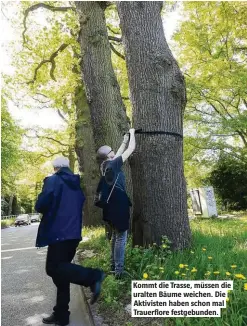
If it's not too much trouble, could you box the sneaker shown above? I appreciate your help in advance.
[43,313,69,326]
[90,272,105,304]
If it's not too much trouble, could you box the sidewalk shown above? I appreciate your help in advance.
[69,284,93,326]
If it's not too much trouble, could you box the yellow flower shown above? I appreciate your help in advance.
[205,271,211,276]
[226,297,229,302]
[184,264,188,267]
[231,265,237,269]
[179,264,185,269]
[234,274,246,280]
[190,251,194,254]
[244,283,247,291]
[213,271,220,275]
[143,273,148,279]
[191,268,197,273]
[202,248,207,251]
[181,273,186,276]
[162,244,167,249]
[226,272,231,276]
[174,271,180,275]
[208,256,213,260]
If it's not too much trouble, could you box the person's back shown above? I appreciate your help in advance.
[35,166,85,247]
[35,157,104,326]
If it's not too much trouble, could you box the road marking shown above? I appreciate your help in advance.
[1,256,13,260]
[1,246,37,253]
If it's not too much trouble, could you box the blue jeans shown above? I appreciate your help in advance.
[110,228,127,274]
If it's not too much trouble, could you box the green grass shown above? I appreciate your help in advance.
[1,218,15,229]
[79,217,247,326]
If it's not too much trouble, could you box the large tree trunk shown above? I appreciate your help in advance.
[75,1,132,199]
[117,2,191,249]
[75,85,102,226]
[75,1,129,149]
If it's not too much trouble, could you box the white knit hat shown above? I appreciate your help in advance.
[52,156,70,168]
[97,145,112,158]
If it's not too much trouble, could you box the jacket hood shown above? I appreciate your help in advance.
[56,167,81,190]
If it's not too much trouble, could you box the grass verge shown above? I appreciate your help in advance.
[78,217,247,326]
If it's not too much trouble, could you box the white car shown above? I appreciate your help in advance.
[15,214,31,226]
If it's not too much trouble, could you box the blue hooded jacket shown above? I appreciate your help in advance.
[35,167,85,247]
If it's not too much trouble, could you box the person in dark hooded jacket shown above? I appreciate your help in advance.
[35,157,104,326]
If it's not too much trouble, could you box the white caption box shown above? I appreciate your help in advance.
[131,280,233,318]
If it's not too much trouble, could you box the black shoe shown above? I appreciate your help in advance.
[43,314,57,324]
[90,272,105,305]
[43,313,69,326]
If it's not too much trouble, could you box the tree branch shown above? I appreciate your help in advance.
[109,43,125,60]
[108,35,122,42]
[25,131,69,147]
[57,109,69,123]
[23,3,76,44]
[242,99,247,109]
[27,44,69,84]
[36,151,63,160]
[236,130,247,147]
[32,96,51,104]
[205,95,234,119]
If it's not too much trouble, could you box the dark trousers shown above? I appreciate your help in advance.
[46,239,102,322]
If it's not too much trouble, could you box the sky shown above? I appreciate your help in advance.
[1,2,182,131]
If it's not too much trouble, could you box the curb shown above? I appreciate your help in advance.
[74,253,95,326]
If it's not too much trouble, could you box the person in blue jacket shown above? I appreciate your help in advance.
[35,157,104,326]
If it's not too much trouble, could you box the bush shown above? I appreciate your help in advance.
[207,155,247,210]
[1,218,15,229]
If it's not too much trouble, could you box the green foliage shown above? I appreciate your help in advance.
[174,2,247,163]
[2,1,81,213]
[1,93,22,195]
[207,155,247,210]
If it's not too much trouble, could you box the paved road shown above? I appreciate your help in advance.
[1,224,92,326]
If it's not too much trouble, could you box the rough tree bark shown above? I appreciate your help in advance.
[75,2,129,149]
[75,1,132,198]
[117,2,191,249]
[75,85,102,226]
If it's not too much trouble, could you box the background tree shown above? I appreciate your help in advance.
[1,92,22,195]
[174,2,247,161]
[117,1,191,249]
